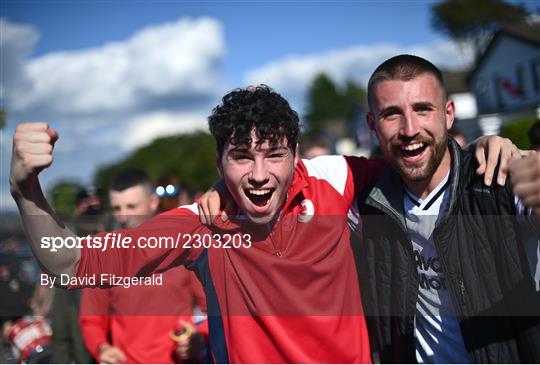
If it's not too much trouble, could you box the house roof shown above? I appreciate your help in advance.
[469,22,540,81]
[501,22,540,46]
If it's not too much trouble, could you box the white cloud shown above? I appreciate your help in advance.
[120,111,209,150]
[0,18,39,100]
[244,39,475,113]
[0,17,226,211]
[4,17,225,118]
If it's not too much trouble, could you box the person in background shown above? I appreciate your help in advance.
[529,120,540,151]
[299,137,331,159]
[51,186,105,364]
[79,169,207,364]
[449,127,466,147]
[0,253,35,363]
[525,114,540,290]
[154,177,199,213]
[1,235,54,363]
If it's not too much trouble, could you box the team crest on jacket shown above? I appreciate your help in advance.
[298,199,314,222]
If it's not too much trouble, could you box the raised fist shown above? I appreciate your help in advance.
[10,122,58,193]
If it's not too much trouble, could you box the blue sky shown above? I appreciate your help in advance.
[1,0,537,210]
[4,1,440,83]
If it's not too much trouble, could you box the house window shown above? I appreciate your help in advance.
[494,75,505,110]
[516,64,525,99]
[476,78,488,95]
[532,58,540,93]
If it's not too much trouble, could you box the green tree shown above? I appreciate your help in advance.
[343,80,367,122]
[304,73,367,138]
[94,131,218,194]
[49,180,83,217]
[500,116,537,150]
[431,0,529,61]
[0,109,6,129]
[304,74,344,136]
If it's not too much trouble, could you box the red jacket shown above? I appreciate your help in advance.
[79,266,207,363]
[74,156,386,363]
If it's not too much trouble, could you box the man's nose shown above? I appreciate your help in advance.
[249,160,270,184]
[401,112,420,138]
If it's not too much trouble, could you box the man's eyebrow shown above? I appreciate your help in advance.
[412,101,436,110]
[267,146,289,152]
[228,145,289,153]
[379,105,401,116]
[227,146,250,153]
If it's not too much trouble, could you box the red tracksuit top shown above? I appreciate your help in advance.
[79,265,207,363]
[75,155,386,363]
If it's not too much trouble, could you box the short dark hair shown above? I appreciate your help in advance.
[367,54,447,109]
[110,168,153,195]
[208,85,300,156]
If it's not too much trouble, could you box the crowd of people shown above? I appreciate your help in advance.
[1,171,207,364]
[2,54,540,363]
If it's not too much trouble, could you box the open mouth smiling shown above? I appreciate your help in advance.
[245,188,275,207]
[399,142,428,157]
[398,142,428,162]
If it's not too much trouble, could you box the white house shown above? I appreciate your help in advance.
[467,22,540,135]
[470,23,540,114]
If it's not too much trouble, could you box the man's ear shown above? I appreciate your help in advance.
[445,99,455,130]
[216,153,223,177]
[150,193,160,213]
[294,144,300,165]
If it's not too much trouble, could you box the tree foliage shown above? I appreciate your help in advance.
[0,109,6,129]
[500,116,537,150]
[94,131,218,194]
[49,180,84,217]
[304,73,367,137]
[431,0,529,61]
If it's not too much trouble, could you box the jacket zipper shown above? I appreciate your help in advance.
[266,212,285,257]
[433,229,467,312]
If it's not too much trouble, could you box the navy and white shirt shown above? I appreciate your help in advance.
[404,175,539,363]
[403,173,471,364]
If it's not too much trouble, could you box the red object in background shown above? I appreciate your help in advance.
[6,316,52,363]
[501,78,523,98]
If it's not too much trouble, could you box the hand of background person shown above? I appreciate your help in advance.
[98,343,126,364]
[10,122,58,196]
[174,331,205,362]
[510,151,540,216]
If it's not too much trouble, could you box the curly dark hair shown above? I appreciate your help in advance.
[208,85,300,156]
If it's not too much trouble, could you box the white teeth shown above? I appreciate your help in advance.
[402,142,424,151]
[249,189,271,196]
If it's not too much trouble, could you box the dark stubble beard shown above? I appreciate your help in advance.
[390,129,448,183]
